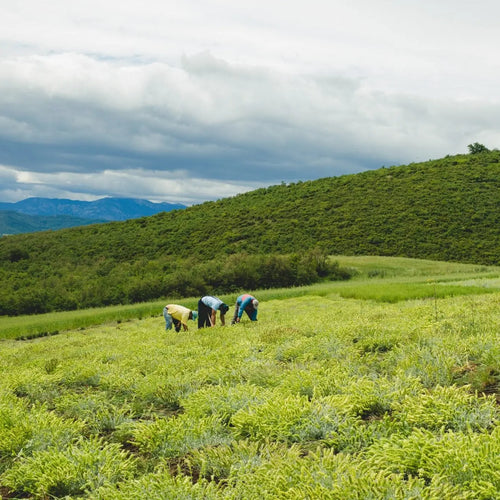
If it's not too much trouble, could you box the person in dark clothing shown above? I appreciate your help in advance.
[198,295,229,328]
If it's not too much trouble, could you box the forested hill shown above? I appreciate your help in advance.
[1,151,499,315]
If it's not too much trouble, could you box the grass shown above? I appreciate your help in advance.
[0,302,166,341]
[0,257,499,498]
[334,255,498,279]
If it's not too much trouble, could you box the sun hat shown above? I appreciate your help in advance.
[252,299,259,309]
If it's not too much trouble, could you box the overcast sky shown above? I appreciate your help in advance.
[1,1,499,205]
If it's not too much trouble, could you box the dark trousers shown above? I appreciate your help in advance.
[198,299,213,328]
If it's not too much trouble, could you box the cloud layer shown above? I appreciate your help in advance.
[1,1,500,204]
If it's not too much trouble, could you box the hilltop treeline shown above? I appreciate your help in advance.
[1,151,499,315]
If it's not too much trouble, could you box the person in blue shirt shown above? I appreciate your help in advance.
[198,295,230,328]
[231,293,259,324]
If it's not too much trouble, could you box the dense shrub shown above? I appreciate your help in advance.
[0,249,350,316]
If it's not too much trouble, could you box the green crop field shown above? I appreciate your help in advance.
[1,257,499,499]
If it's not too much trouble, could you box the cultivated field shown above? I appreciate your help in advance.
[1,257,499,499]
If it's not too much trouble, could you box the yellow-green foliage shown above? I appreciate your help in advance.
[1,436,136,498]
[0,264,499,498]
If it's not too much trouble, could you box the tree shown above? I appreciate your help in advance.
[468,142,489,154]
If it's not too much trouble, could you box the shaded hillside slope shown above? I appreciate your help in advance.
[0,152,499,314]
[0,211,106,236]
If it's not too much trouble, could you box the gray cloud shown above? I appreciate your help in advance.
[1,1,500,204]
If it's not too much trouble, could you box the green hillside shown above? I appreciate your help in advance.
[0,210,106,236]
[1,151,499,315]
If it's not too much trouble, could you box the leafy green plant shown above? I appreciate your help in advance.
[131,414,232,459]
[95,469,220,500]
[180,384,267,424]
[0,397,83,472]
[231,393,348,444]
[1,436,136,498]
[54,390,135,434]
[182,439,279,484]
[391,385,498,432]
[364,426,500,497]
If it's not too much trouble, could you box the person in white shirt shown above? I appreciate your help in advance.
[198,295,229,328]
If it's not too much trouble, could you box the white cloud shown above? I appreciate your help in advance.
[0,163,266,204]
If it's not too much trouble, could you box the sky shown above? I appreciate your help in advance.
[1,0,499,206]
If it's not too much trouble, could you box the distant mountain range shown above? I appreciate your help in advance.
[0,197,186,235]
